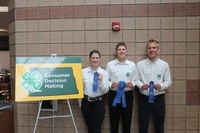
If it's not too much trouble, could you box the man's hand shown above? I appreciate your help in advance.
[154,84,161,90]
[111,82,119,88]
[126,82,133,88]
[142,84,149,90]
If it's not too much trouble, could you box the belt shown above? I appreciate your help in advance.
[139,93,164,100]
[84,94,104,102]
[110,87,132,92]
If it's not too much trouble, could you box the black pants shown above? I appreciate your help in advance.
[138,93,165,133]
[108,90,133,133]
[81,97,105,133]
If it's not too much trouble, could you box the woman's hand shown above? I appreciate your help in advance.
[98,73,103,81]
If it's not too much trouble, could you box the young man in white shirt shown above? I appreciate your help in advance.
[137,39,172,133]
[106,42,138,133]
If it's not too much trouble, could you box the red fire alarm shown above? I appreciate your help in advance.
[112,22,120,31]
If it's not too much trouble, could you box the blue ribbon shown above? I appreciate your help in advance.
[92,72,99,93]
[112,81,127,108]
[148,81,155,103]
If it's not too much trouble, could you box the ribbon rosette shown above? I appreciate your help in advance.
[112,81,127,108]
[148,81,155,103]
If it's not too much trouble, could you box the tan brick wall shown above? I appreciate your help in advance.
[9,0,200,132]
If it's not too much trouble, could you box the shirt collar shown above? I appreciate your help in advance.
[147,58,159,63]
[88,66,100,73]
[114,58,128,65]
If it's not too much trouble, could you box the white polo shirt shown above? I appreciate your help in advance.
[106,59,139,91]
[82,66,109,97]
[136,58,172,96]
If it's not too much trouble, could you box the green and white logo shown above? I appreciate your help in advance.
[21,71,43,93]
[156,73,162,81]
[126,72,130,77]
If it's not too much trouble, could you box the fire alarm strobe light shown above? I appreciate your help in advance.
[112,22,120,31]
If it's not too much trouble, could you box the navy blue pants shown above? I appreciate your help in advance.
[81,97,105,133]
[108,90,133,133]
[138,93,165,133]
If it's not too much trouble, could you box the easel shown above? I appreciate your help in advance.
[32,54,79,133]
[33,99,78,133]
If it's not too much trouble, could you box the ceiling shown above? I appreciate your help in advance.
[0,0,9,36]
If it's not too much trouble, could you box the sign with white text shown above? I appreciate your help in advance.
[15,56,83,102]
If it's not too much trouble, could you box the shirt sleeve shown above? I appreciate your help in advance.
[131,65,140,88]
[135,64,144,89]
[105,64,112,88]
[160,64,172,90]
[98,71,109,94]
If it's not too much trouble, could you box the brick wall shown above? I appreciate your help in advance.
[9,0,200,132]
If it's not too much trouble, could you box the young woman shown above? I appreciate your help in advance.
[81,50,109,133]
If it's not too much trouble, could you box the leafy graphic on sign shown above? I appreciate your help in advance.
[21,71,43,93]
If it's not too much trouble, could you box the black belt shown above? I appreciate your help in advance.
[84,94,104,102]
